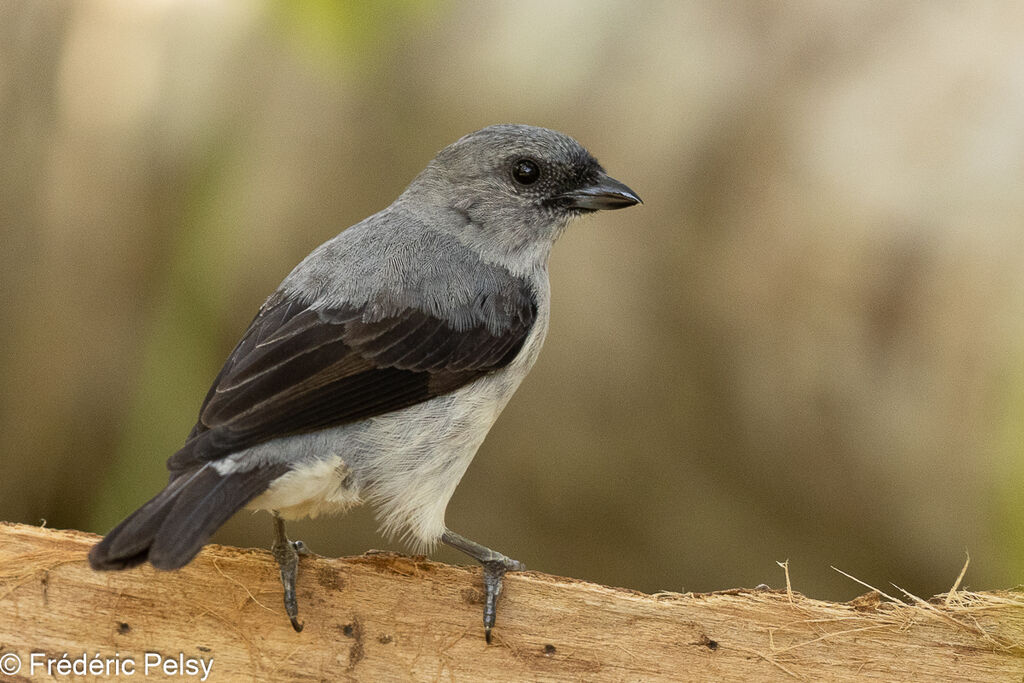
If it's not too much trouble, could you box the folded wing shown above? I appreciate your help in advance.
[169,285,537,472]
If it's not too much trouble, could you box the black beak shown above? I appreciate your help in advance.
[563,173,642,211]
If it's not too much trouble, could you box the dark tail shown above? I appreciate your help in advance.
[89,462,288,571]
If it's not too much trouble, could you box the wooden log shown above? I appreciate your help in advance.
[0,521,1021,681]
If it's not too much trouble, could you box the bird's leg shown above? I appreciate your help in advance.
[441,529,524,643]
[271,512,310,632]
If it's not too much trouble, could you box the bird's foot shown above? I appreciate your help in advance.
[271,516,307,632]
[441,529,523,643]
[481,554,525,644]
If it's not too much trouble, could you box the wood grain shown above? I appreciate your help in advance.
[0,521,1021,681]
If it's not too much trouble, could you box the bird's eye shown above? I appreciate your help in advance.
[511,158,541,185]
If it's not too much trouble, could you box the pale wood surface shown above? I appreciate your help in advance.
[0,521,1022,681]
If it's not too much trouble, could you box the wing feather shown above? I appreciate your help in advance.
[168,284,537,472]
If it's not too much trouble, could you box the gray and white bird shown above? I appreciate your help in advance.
[89,124,640,641]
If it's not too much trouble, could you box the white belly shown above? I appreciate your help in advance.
[236,305,549,551]
[247,454,360,520]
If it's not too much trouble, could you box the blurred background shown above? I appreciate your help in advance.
[2,0,1023,602]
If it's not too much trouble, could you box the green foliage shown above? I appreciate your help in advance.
[268,0,442,73]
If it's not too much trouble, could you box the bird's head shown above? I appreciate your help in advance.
[404,124,641,269]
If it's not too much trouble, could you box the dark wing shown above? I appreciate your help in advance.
[167,287,537,473]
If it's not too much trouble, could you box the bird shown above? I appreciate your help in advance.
[89,124,641,642]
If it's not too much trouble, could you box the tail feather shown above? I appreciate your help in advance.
[89,463,288,571]
[148,463,287,569]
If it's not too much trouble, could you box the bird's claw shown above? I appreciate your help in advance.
[272,534,305,632]
[481,556,524,644]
